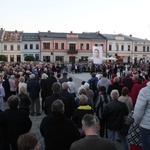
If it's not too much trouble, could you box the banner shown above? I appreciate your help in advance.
[93,46,103,64]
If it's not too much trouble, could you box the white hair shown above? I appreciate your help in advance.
[110,90,119,99]
[84,83,90,89]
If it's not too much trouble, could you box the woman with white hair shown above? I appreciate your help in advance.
[18,76,27,94]
[83,82,94,103]
[40,73,48,111]
[9,75,17,95]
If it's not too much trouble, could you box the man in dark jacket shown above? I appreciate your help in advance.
[60,82,76,119]
[59,73,68,84]
[44,82,66,116]
[27,74,41,116]
[4,95,32,150]
[102,90,128,150]
[46,72,57,96]
[122,71,134,92]
[70,114,116,150]
[107,77,123,96]
[40,100,80,150]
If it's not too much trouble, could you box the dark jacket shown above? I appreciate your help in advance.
[4,108,32,143]
[40,79,48,98]
[107,82,123,96]
[59,77,68,85]
[70,135,116,150]
[122,76,134,92]
[60,89,76,119]
[27,79,40,99]
[46,76,57,96]
[18,93,31,115]
[102,100,128,131]
[72,105,94,128]
[45,93,66,115]
[40,112,80,150]
[0,110,7,140]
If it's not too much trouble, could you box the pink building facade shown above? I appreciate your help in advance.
[39,31,106,63]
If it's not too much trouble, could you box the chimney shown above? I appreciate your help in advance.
[15,30,17,33]
[1,28,3,31]
[70,31,73,34]
[129,34,132,37]
[97,31,100,34]
[48,30,51,33]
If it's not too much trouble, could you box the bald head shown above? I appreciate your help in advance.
[62,82,69,90]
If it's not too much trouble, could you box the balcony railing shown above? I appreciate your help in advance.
[67,49,78,53]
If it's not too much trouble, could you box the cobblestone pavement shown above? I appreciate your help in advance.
[3,73,122,150]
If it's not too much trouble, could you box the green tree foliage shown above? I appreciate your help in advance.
[24,55,35,61]
[0,55,7,61]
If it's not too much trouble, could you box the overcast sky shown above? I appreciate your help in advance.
[0,0,150,39]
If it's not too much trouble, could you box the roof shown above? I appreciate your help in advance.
[39,32,67,38]
[102,33,149,42]
[22,33,40,41]
[39,32,106,40]
[78,32,106,39]
[3,31,22,42]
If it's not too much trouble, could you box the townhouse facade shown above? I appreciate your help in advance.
[0,29,150,64]
[103,34,150,64]
[22,33,40,61]
[2,30,22,62]
[39,31,106,63]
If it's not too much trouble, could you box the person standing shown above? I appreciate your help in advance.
[95,86,111,138]
[40,100,80,150]
[27,74,41,116]
[40,73,48,111]
[4,95,32,150]
[134,81,150,150]
[102,90,129,150]
[0,78,5,111]
[46,72,57,97]
[70,114,116,150]
[18,86,31,116]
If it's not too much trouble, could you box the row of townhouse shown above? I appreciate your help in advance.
[0,28,150,64]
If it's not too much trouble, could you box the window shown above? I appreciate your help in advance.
[109,45,112,51]
[4,45,7,50]
[17,45,20,50]
[55,43,58,49]
[69,44,76,50]
[95,44,98,46]
[36,44,39,50]
[61,43,64,49]
[135,46,137,52]
[80,43,84,50]
[30,44,33,49]
[147,46,149,52]
[121,45,124,51]
[143,46,145,52]
[24,44,28,49]
[128,45,130,51]
[43,43,50,49]
[86,44,89,50]
[10,45,13,50]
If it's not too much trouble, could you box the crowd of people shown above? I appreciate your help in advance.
[0,60,150,150]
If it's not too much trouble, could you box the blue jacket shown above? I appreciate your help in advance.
[27,79,40,99]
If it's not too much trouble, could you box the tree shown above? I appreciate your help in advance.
[24,56,35,61]
[0,55,7,61]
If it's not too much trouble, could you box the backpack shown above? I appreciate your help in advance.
[95,93,110,119]
[89,79,97,93]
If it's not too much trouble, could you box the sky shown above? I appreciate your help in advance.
[0,0,150,39]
